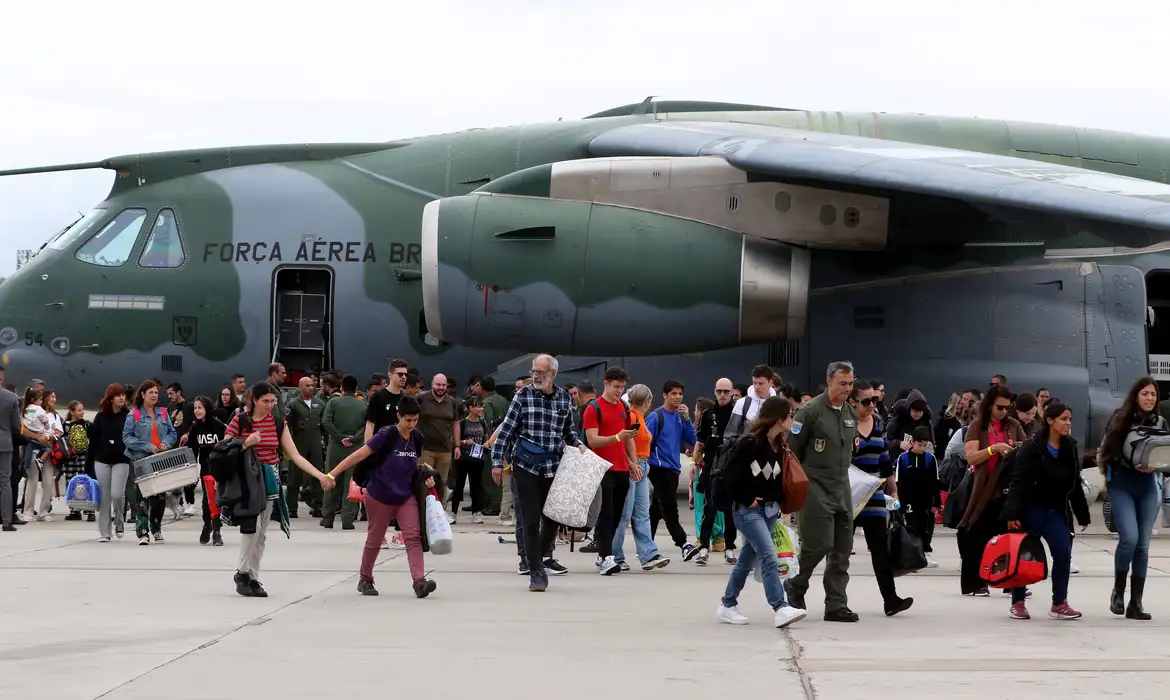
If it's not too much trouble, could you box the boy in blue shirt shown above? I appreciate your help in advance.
[646,379,699,561]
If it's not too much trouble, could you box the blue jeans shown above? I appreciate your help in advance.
[1011,507,1072,605]
[721,503,788,610]
[613,460,660,565]
[1109,467,1160,577]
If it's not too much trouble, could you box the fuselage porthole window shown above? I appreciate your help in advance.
[138,208,186,269]
[75,208,148,267]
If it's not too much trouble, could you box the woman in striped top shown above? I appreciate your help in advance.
[849,382,913,617]
[225,381,334,598]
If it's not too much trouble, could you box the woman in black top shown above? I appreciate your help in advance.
[188,396,227,546]
[451,397,490,524]
[1004,402,1090,621]
[212,386,240,425]
[87,384,131,541]
[716,396,806,630]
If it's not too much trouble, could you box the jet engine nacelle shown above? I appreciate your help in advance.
[420,193,809,355]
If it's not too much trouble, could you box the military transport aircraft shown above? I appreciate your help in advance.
[1,97,1168,444]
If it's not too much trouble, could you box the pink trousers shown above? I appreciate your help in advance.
[361,494,424,584]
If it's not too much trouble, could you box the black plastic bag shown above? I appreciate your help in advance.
[888,511,928,576]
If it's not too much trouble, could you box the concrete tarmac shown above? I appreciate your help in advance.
[1,499,1167,699]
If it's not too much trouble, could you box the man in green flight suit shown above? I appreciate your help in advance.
[320,375,367,529]
[287,376,326,519]
[784,361,860,622]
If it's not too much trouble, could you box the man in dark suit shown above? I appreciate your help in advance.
[0,366,21,531]
[287,376,326,518]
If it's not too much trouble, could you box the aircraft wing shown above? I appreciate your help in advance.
[588,120,1170,232]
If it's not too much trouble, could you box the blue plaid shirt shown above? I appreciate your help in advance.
[491,384,582,477]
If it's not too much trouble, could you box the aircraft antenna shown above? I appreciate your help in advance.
[632,96,657,116]
[0,161,107,177]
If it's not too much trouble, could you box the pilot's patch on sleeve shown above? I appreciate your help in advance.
[790,421,803,435]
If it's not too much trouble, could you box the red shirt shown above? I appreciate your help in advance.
[582,397,631,472]
[225,412,282,465]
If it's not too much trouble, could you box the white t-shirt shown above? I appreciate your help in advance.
[735,387,777,422]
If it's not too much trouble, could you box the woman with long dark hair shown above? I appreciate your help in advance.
[1097,375,1164,620]
[89,384,131,541]
[1003,402,1090,620]
[213,386,240,425]
[189,395,226,546]
[957,384,1026,596]
[715,396,806,629]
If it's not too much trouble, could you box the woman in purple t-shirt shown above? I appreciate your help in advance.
[328,396,438,598]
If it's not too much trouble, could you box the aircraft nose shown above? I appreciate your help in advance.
[0,344,63,391]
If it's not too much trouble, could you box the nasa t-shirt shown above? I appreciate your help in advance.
[364,426,423,505]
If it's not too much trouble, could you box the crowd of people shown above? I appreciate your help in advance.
[0,357,1161,626]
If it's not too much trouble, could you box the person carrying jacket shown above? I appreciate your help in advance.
[1004,401,1090,621]
[122,380,178,544]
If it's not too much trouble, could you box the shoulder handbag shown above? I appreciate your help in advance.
[780,445,809,513]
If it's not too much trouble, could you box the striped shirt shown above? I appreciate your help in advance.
[852,418,893,518]
[225,412,282,465]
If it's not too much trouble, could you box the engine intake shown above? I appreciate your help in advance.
[421,193,808,354]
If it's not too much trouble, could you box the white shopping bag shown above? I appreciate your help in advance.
[849,465,882,518]
[543,449,612,528]
[425,494,453,555]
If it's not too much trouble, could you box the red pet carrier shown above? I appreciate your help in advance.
[980,533,1048,588]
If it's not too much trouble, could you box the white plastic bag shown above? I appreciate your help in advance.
[543,449,612,528]
[425,494,453,555]
[849,465,882,518]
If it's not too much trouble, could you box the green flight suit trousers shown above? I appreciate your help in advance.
[789,479,854,611]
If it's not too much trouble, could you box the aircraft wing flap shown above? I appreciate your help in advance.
[589,121,1170,231]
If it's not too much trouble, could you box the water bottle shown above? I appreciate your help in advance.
[884,494,901,511]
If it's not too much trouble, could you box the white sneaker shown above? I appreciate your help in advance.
[1070,562,1080,574]
[926,556,939,568]
[387,531,406,549]
[38,514,53,522]
[716,604,749,625]
[445,510,455,525]
[183,504,199,516]
[598,555,621,576]
[499,516,515,527]
[774,604,806,628]
[138,536,150,546]
[470,512,485,524]
[98,536,111,543]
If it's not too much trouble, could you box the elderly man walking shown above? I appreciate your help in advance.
[491,354,585,592]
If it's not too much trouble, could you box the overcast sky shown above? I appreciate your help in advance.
[1,1,1168,275]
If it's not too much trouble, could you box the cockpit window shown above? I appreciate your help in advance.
[139,209,186,268]
[46,209,106,251]
[75,208,148,267]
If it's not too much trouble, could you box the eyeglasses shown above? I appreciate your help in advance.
[531,369,549,376]
[993,403,1011,412]
[714,389,731,394]
[857,397,874,406]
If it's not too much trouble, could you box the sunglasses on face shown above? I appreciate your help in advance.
[856,397,874,406]
[714,389,731,394]
[993,403,1011,412]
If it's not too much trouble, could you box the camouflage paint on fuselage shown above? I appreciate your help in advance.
[5,106,1170,404]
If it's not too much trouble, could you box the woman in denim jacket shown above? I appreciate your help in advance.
[123,379,178,545]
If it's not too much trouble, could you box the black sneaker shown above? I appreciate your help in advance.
[320,520,334,529]
[518,559,530,576]
[682,543,700,562]
[357,579,379,596]
[529,572,548,592]
[212,529,224,547]
[824,607,860,623]
[2,524,15,532]
[86,512,96,522]
[543,558,568,575]
[884,596,914,617]
[249,579,268,598]
[234,572,253,597]
[413,578,437,598]
[579,539,598,553]
[199,526,211,545]
[342,522,355,531]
